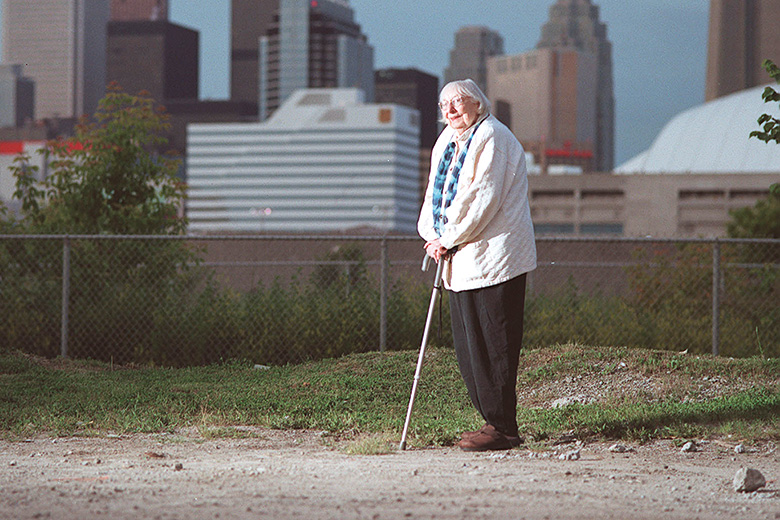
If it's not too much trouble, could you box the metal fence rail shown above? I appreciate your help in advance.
[1,235,777,365]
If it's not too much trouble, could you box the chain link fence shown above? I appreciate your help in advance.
[1,235,777,366]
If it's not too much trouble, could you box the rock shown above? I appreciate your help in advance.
[609,444,630,453]
[680,441,697,453]
[559,449,581,461]
[734,444,746,454]
[733,468,766,493]
[174,463,184,471]
[551,396,589,409]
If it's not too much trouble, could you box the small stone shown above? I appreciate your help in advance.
[733,467,766,493]
[680,441,697,453]
[609,444,629,453]
[734,444,746,454]
[551,396,589,409]
[559,449,581,461]
[9,461,17,467]
[174,463,184,471]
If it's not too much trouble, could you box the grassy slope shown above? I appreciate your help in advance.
[0,344,777,447]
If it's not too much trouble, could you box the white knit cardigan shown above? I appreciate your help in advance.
[417,114,537,292]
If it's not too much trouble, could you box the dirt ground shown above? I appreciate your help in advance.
[0,428,778,520]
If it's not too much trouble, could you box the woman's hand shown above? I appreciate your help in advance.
[424,239,449,262]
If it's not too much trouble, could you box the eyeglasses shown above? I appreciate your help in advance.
[438,96,469,111]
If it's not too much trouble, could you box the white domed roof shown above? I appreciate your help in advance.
[615,84,780,174]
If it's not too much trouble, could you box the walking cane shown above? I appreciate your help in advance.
[399,254,446,451]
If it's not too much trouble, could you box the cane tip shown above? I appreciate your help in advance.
[399,441,406,451]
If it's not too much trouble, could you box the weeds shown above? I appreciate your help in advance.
[0,345,777,446]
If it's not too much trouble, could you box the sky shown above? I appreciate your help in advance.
[169,0,711,167]
[0,0,711,167]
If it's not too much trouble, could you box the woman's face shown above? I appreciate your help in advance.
[440,94,480,135]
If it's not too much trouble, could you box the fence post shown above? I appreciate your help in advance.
[61,236,71,359]
[379,239,388,352]
[711,240,720,356]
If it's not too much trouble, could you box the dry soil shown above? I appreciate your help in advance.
[1,428,778,520]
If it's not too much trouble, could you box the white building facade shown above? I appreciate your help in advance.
[187,88,420,234]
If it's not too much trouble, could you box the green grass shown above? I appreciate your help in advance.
[0,345,777,447]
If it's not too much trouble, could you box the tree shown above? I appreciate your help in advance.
[749,59,780,145]
[8,83,185,234]
[734,59,780,238]
[727,187,780,238]
[0,85,199,363]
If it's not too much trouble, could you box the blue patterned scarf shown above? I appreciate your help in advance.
[431,119,483,236]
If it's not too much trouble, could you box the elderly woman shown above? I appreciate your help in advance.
[417,79,537,451]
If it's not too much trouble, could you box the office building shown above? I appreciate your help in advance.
[528,173,774,237]
[111,0,167,20]
[187,88,420,233]
[231,0,279,110]
[536,0,614,171]
[374,68,439,150]
[107,20,199,102]
[705,0,780,101]
[0,64,34,127]
[443,26,504,95]
[165,100,257,157]
[530,86,775,236]
[1,0,111,120]
[258,0,374,120]
[374,68,440,202]
[488,48,598,173]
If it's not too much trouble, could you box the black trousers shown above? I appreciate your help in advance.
[449,274,527,437]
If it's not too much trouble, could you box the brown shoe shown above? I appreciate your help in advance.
[460,423,488,441]
[458,425,522,452]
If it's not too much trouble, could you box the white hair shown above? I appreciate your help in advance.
[439,79,491,122]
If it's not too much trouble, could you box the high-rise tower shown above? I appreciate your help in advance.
[537,0,614,172]
[111,0,168,20]
[107,21,199,102]
[258,0,374,120]
[231,0,279,111]
[443,26,504,95]
[1,0,111,120]
[705,0,780,101]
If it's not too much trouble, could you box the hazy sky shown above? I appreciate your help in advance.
[0,0,711,167]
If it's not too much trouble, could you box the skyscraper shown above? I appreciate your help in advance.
[443,26,504,95]
[705,0,780,101]
[488,48,598,173]
[107,20,199,102]
[374,68,439,200]
[374,68,439,150]
[0,64,34,127]
[537,0,614,172]
[231,0,279,110]
[258,0,374,120]
[111,0,168,20]
[1,0,111,120]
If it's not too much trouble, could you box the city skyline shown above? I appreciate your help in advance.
[1,0,713,166]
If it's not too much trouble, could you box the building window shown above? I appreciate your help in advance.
[532,190,575,200]
[581,189,624,199]
[580,223,623,235]
[535,223,575,235]
[679,190,726,200]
